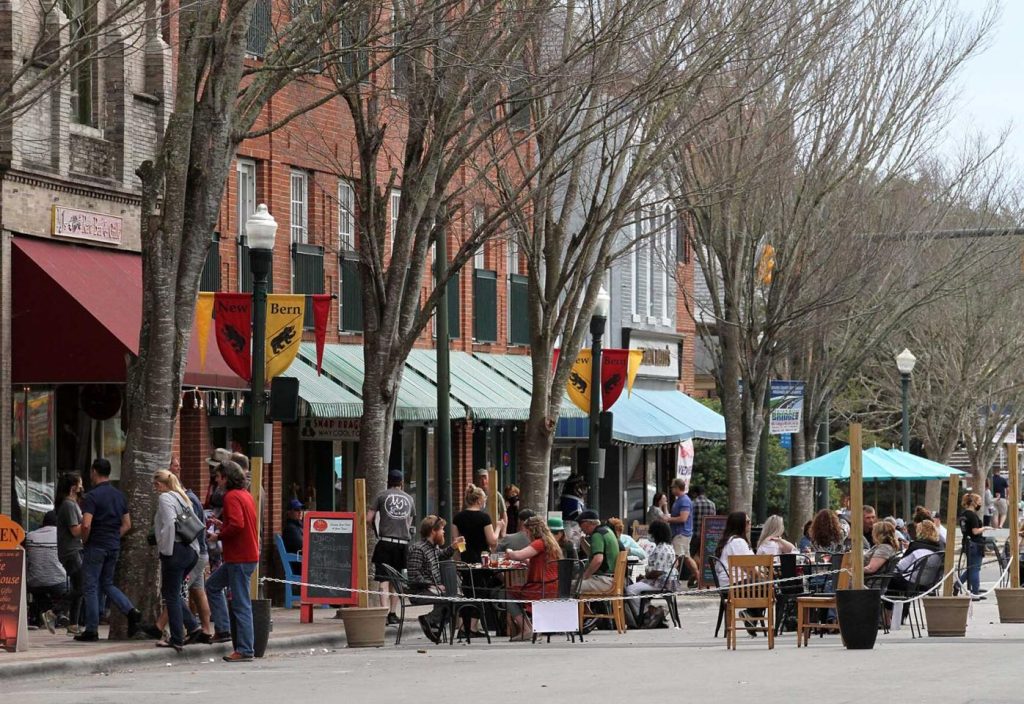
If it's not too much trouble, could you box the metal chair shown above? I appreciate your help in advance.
[774,553,812,635]
[888,551,944,639]
[646,554,684,628]
[439,561,491,645]
[706,554,729,638]
[379,564,411,645]
[532,558,585,644]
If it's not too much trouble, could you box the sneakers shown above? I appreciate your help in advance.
[418,615,441,644]
[210,631,232,644]
[223,651,254,663]
[127,608,143,638]
[41,610,57,634]
[386,612,401,626]
[73,630,100,642]
[66,624,82,636]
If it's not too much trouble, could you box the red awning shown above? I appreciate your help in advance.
[12,236,246,388]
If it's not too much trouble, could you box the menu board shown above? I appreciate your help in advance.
[301,512,358,606]
[698,515,728,588]
[0,549,27,652]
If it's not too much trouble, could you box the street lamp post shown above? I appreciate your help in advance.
[587,286,611,512]
[246,203,277,597]
[896,348,916,520]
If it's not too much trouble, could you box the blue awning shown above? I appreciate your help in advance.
[632,389,726,441]
[609,392,694,445]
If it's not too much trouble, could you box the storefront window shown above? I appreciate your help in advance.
[424,427,437,517]
[402,425,422,514]
[91,416,125,480]
[12,389,56,530]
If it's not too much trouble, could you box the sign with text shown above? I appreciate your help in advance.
[0,549,28,652]
[0,515,25,549]
[769,381,804,435]
[697,515,728,589]
[301,512,358,606]
[300,418,360,441]
[51,205,123,246]
[676,440,694,481]
[628,333,681,380]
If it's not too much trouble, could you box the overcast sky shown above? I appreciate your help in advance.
[945,1,1023,163]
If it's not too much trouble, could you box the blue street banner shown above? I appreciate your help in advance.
[779,433,792,449]
[769,381,804,435]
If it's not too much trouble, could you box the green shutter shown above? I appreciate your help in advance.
[292,243,324,328]
[447,275,460,339]
[199,233,221,292]
[340,255,363,332]
[509,273,529,345]
[247,0,271,56]
[473,269,497,342]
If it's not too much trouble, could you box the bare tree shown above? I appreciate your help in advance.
[672,0,994,514]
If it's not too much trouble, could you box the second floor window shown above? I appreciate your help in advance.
[473,205,486,269]
[390,189,401,251]
[236,159,257,240]
[291,170,308,244]
[339,180,355,251]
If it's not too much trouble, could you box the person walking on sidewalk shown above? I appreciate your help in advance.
[152,470,200,652]
[77,458,142,642]
[367,470,415,625]
[55,472,85,635]
[205,460,260,662]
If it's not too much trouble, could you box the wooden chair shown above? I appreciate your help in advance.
[725,555,775,650]
[578,550,629,634]
[273,534,302,609]
[796,553,851,647]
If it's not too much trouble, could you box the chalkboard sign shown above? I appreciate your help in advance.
[698,515,728,588]
[301,512,358,606]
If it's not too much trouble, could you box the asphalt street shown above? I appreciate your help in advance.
[7,583,1024,704]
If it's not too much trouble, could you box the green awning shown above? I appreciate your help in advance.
[300,343,467,421]
[471,352,587,419]
[282,355,363,418]
[406,350,533,421]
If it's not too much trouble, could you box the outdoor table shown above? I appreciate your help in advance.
[455,562,527,636]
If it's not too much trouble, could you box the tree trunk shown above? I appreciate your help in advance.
[923,480,942,512]
[788,427,813,539]
[521,414,555,514]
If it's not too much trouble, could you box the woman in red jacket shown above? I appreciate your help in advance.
[205,460,259,662]
[504,516,563,641]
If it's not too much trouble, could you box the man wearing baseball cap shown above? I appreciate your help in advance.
[282,499,305,554]
[366,470,415,625]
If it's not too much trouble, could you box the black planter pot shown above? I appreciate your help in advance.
[229,598,273,658]
[836,588,881,650]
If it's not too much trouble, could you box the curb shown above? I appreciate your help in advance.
[2,629,358,680]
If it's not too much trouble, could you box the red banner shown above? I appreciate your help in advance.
[602,349,629,410]
[312,294,332,376]
[214,293,252,382]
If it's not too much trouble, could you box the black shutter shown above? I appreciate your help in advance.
[508,273,528,345]
[447,275,460,339]
[246,0,271,57]
[199,233,222,292]
[292,243,324,329]
[340,255,363,332]
[473,269,497,342]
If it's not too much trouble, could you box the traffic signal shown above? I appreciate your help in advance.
[757,243,775,285]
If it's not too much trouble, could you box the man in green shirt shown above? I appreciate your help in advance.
[579,510,620,592]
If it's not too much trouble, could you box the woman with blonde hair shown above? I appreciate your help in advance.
[959,492,990,597]
[756,515,796,556]
[152,469,200,652]
[864,521,898,576]
[504,516,562,641]
[452,484,497,564]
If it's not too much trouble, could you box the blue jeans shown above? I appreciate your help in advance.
[82,546,135,632]
[206,562,256,656]
[161,543,199,645]
[960,541,984,595]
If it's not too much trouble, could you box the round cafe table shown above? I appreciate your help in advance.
[455,562,527,636]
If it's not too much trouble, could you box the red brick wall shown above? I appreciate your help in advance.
[676,238,697,394]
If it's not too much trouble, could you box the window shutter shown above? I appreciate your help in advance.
[247,0,272,57]
[199,233,222,292]
[447,275,460,339]
[340,255,363,332]
[509,273,528,345]
[292,243,325,329]
[473,269,497,342]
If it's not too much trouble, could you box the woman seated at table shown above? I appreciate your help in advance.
[809,509,845,554]
[503,516,562,641]
[864,521,899,575]
[798,521,813,553]
[715,511,765,637]
[452,484,497,564]
[889,519,941,593]
[626,520,678,597]
[756,515,796,556]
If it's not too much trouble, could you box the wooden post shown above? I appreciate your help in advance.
[849,424,864,590]
[1009,443,1020,589]
[355,478,368,608]
[942,475,960,597]
[488,468,499,528]
[249,456,263,599]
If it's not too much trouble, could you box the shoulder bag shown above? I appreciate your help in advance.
[173,494,205,543]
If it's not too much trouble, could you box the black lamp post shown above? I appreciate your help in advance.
[896,348,916,520]
[245,205,277,601]
[587,286,611,511]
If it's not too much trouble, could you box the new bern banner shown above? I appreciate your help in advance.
[265,294,304,379]
[768,380,804,435]
[311,294,332,375]
[194,293,215,371]
[567,349,643,414]
[214,293,252,382]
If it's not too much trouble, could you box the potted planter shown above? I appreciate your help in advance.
[836,588,881,649]
[995,588,1024,623]
[922,596,970,636]
[339,606,389,647]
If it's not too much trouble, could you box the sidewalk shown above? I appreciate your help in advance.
[1,606,430,679]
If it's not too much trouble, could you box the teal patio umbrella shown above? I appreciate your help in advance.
[866,448,966,480]
[780,446,966,481]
